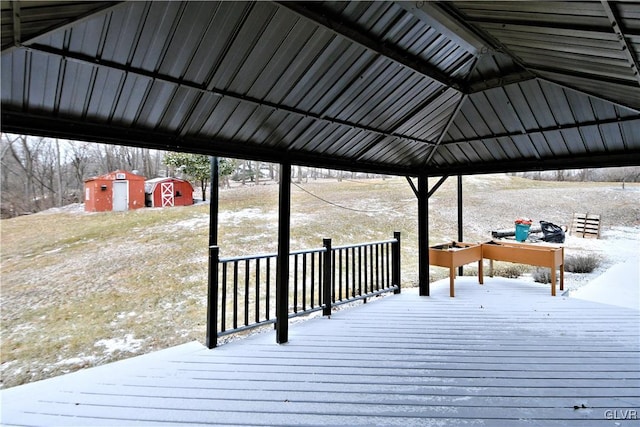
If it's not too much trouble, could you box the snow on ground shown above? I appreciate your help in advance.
[518,226,638,309]
[553,226,639,293]
[94,334,144,354]
[571,256,639,310]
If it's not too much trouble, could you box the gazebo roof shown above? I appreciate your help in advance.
[2,1,639,176]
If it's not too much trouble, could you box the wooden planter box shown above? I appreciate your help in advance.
[429,242,484,297]
[481,240,564,296]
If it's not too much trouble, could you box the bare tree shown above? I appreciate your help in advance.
[296,165,303,184]
[7,134,38,212]
[69,142,91,188]
[54,139,64,206]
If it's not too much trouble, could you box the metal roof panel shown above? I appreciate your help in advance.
[2,1,639,176]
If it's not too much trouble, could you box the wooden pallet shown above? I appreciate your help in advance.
[570,213,601,238]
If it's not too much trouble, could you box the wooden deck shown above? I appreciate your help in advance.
[2,277,639,426]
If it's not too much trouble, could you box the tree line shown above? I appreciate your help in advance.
[516,167,640,182]
[4,134,637,218]
[0,134,386,218]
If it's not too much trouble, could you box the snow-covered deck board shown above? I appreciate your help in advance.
[2,277,639,426]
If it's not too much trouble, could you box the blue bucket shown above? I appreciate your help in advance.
[515,223,531,242]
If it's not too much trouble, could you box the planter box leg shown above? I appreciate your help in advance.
[450,266,455,297]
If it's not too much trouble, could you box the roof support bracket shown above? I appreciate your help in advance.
[406,176,419,198]
[428,175,449,199]
[407,174,449,199]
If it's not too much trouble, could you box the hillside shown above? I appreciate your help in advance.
[1,175,639,388]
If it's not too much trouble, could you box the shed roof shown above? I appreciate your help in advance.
[84,169,145,183]
[144,177,193,194]
[2,1,639,176]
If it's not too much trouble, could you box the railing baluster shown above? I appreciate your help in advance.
[244,259,250,327]
[310,252,315,309]
[317,252,323,308]
[338,249,343,301]
[255,258,261,323]
[293,254,299,313]
[302,253,307,312]
[375,244,380,291]
[344,248,350,299]
[351,248,360,298]
[266,258,271,320]
[371,245,375,293]
[233,261,238,330]
[384,243,388,288]
[363,245,369,295]
[222,262,227,332]
[332,250,337,303]
[358,246,363,299]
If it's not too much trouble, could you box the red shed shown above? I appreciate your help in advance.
[145,177,194,208]
[84,170,146,212]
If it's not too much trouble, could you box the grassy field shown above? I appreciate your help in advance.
[1,174,639,388]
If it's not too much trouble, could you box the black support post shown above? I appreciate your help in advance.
[209,157,219,245]
[276,163,291,344]
[392,231,401,294]
[457,175,463,276]
[418,174,430,296]
[206,157,220,349]
[206,246,219,348]
[322,238,332,316]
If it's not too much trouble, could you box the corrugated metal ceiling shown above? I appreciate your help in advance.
[1,1,639,176]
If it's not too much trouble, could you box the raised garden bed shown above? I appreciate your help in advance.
[429,242,484,297]
[482,240,564,296]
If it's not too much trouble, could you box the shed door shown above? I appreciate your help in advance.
[161,182,174,207]
[113,181,128,211]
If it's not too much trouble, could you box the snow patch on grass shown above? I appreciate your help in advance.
[94,334,143,354]
[55,355,98,366]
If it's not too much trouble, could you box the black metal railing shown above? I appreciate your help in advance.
[207,232,400,346]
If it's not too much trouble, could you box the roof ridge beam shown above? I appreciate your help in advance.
[600,0,640,87]
[532,66,640,112]
[441,115,640,146]
[461,16,621,37]
[275,1,463,91]
[424,94,467,165]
